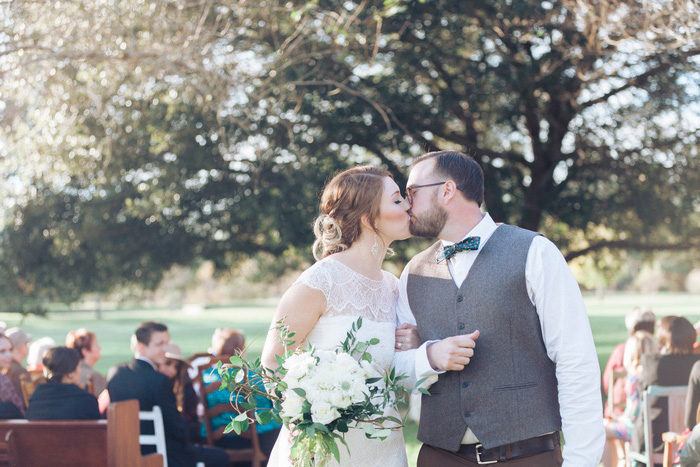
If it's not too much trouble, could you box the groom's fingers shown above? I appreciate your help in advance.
[427,332,479,371]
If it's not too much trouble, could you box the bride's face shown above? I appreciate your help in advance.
[375,177,411,242]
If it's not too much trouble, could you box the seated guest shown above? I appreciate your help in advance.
[26,337,55,372]
[602,306,656,418]
[5,327,32,404]
[631,315,700,457]
[107,321,227,467]
[158,343,199,443]
[679,359,700,465]
[0,333,25,418]
[200,328,281,459]
[26,347,100,420]
[602,331,658,467]
[65,328,107,396]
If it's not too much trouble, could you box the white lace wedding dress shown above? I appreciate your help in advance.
[267,257,408,467]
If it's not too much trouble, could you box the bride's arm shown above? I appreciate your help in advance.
[261,283,326,371]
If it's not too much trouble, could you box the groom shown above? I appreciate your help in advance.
[396,151,604,466]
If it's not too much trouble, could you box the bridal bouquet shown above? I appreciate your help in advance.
[217,318,416,466]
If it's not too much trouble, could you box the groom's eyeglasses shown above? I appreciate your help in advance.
[406,181,462,204]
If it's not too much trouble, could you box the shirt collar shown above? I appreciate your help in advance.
[136,356,157,370]
[441,212,497,248]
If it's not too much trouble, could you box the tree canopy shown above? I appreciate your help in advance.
[1,0,699,312]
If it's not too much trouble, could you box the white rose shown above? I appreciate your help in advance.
[303,385,324,405]
[329,390,352,409]
[360,360,375,378]
[335,352,360,373]
[311,401,341,425]
[281,393,305,422]
[283,353,316,383]
[351,380,369,403]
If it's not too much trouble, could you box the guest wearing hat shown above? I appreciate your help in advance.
[5,328,32,404]
[158,343,199,443]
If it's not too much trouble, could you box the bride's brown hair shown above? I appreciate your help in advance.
[313,166,392,260]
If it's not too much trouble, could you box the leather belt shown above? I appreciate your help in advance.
[455,433,560,464]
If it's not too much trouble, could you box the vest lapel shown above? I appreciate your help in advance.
[457,224,504,294]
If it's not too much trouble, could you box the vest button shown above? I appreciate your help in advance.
[458,323,465,330]
[462,382,469,388]
[463,411,471,418]
[456,295,464,302]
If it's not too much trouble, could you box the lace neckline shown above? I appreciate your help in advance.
[325,257,384,283]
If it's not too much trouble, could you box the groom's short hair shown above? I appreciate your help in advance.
[413,151,484,206]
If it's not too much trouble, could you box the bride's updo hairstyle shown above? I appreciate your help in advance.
[313,165,392,260]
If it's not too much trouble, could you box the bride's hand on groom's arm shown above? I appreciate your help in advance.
[426,330,480,372]
[395,324,421,351]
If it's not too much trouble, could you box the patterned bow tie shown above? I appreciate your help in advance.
[436,236,481,263]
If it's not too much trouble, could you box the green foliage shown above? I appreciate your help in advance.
[2,0,700,310]
[219,318,413,466]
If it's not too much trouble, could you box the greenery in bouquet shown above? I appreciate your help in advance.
[216,317,418,466]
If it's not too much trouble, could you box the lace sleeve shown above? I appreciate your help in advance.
[294,262,332,303]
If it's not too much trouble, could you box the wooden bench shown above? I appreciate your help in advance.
[0,399,163,467]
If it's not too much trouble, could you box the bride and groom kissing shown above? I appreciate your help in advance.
[260,151,605,466]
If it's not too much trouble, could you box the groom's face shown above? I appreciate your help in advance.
[407,160,448,238]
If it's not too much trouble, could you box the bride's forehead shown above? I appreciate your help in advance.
[381,176,399,193]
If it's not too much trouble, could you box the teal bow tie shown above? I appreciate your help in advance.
[436,236,481,263]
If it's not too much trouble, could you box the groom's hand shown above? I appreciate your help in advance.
[426,330,480,371]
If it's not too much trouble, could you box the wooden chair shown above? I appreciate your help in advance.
[662,401,700,467]
[608,369,628,415]
[18,373,45,407]
[608,369,628,462]
[628,385,688,466]
[108,400,164,467]
[195,356,267,467]
[139,406,168,467]
[86,373,96,396]
[27,369,44,382]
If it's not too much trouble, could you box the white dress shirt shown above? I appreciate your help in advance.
[395,213,605,466]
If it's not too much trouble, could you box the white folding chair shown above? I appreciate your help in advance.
[139,405,168,467]
[627,385,687,466]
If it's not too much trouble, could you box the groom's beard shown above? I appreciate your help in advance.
[409,196,448,238]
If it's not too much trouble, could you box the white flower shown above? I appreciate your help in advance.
[351,380,369,403]
[311,401,341,425]
[281,392,305,422]
[335,352,360,373]
[303,385,324,405]
[283,352,316,384]
[329,390,352,409]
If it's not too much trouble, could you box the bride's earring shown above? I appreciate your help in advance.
[371,234,379,257]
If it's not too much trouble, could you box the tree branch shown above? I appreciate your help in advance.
[579,48,700,109]
[565,239,700,262]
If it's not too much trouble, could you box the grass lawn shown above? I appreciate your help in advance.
[4,291,699,466]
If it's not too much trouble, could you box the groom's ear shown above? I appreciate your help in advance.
[442,180,460,204]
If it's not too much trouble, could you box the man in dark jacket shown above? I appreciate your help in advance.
[107,321,226,467]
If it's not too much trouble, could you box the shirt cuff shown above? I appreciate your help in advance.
[416,340,445,379]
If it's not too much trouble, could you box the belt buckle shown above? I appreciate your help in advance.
[475,444,498,465]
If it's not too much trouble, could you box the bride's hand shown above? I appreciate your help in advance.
[395,324,421,351]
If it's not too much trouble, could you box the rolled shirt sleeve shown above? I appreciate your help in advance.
[527,236,605,466]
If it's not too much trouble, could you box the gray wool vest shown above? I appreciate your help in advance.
[406,225,561,451]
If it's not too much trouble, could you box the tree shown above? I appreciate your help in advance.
[1,0,700,310]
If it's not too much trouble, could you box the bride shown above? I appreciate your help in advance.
[261,165,416,466]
